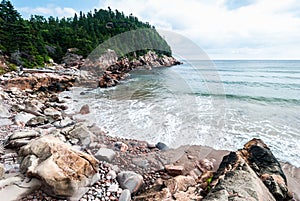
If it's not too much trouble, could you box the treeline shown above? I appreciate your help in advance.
[0,0,171,68]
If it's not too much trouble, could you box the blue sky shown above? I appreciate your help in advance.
[10,0,300,59]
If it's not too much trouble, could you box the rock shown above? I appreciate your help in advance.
[0,174,41,200]
[117,171,144,194]
[14,112,35,126]
[119,189,131,201]
[1,72,75,91]
[67,124,93,146]
[18,135,99,198]
[204,138,293,201]
[107,183,119,192]
[114,141,129,152]
[43,107,62,120]
[132,158,149,169]
[79,104,90,115]
[95,148,116,162]
[53,116,74,128]
[9,130,40,141]
[7,130,40,148]
[0,102,10,118]
[26,116,49,126]
[204,167,276,201]
[155,142,169,151]
[172,176,196,192]
[243,138,290,201]
[25,100,43,114]
[165,165,184,176]
[107,170,117,180]
[0,163,4,179]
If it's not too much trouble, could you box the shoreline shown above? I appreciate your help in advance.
[0,56,299,200]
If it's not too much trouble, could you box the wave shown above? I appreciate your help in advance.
[194,92,300,105]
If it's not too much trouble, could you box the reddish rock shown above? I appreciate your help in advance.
[165,165,184,176]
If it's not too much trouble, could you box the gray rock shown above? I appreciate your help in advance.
[119,189,131,201]
[26,116,48,126]
[68,124,93,146]
[0,163,4,179]
[117,171,143,194]
[14,112,35,125]
[107,183,119,192]
[9,130,40,141]
[107,170,117,180]
[0,174,41,201]
[95,148,116,162]
[25,100,43,114]
[155,142,169,151]
[43,107,62,120]
[132,158,149,169]
[0,102,10,118]
[53,116,74,128]
[204,169,276,201]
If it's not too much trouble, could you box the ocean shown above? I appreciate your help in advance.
[62,60,300,167]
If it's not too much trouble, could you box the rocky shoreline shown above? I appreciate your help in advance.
[0,52,299,201]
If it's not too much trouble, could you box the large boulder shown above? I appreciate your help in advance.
[205,138,293,201]
[18,135,100,199]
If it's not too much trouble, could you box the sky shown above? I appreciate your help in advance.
[10,0,300,59]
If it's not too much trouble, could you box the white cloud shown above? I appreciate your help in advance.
[19,5,76,19]
[98,0,300,59]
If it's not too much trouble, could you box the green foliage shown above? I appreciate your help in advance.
[0,1,172,68]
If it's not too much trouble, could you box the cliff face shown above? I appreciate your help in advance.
[98,51,181,88]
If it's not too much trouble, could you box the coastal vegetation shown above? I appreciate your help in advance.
[0,0,171,69]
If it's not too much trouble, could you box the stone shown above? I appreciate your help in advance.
[173,175,196,192]
[119,189,131,201]
[79,104,90,115]
[9,130,40,141]
[0,102,10,118]
[205,150,277,201]
[43,107,62,120]
[204,168,276,201]
[67,124,93,146]
[117,171,144,194]
[0,175,41,201]
[114,141,129,152]
[95,148,116,162]
[18,135,100,198]
[0,163,4,179]
[25,100,43,114]
[165,165,184,176]
[53,116,74,128]
[243,138,290,201]
[132,158,149,169]
[107,170,117,180]
[107,183,119,192]
[26,116,49,126]
[7,130,40,148]
[155,142,169,151]
[14,112,35,126]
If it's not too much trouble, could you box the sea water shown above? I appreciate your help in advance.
[62,60,300,167]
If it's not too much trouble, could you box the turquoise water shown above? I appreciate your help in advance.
[64,60,300,167]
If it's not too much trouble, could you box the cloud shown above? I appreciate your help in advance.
[98,0,300,59]
[18,5,76,18]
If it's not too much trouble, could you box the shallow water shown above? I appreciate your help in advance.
[61,60,300,167]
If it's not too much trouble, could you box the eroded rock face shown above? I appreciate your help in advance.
[206,138,293,201]
[18,135,100,198]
